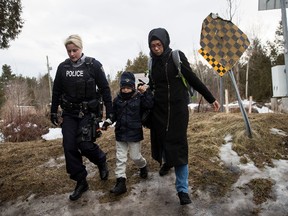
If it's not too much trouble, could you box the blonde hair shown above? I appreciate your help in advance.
[64,34,83,49]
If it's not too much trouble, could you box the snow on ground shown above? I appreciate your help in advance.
[188,100,274,114]
[230,100,274,114]
[41,128,63,140]
[219,133,288,216]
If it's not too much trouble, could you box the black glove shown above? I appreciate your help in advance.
[137,79,145,89]
[101,118,112,130]
[50,113,58,126]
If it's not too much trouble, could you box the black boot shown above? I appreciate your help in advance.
[177,192,192,205]
[140,165,148,179]
[110,177,127,195]
[159,163,172,176]
[98,161,109,180]
[69,179,89,201]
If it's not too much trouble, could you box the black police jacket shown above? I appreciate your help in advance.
[51,55,112,116]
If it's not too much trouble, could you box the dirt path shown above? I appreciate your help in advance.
[1,172,191,216]
[3,171,287,216]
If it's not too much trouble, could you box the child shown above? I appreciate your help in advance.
[102,71,153,195]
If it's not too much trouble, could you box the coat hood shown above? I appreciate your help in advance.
[148,28,171,57]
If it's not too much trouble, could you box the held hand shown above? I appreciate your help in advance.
[138,84,148,94]
[101,118,112,130]
[137,79,149,94]
[212,100,220,112]
[50,113,58,126]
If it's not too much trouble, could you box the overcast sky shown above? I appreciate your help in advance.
[0,0,283,80]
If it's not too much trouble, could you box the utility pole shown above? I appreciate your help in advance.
[259,0,288,112]
[280,0,288,96]
[46,56,52,101]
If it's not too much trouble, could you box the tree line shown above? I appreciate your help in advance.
[0,0,285,118]
[0,20,285,120]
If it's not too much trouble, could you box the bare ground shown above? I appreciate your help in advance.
[1,112,288,215]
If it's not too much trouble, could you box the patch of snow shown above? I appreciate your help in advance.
[270,128,288,136]
[219,134,288,215]
[41,128,62,140]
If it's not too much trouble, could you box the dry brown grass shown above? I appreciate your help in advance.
[246,178,274,205]
[1,112,288,205]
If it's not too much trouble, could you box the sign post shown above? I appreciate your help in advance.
[198,13,252,138]
[280,0,288,96]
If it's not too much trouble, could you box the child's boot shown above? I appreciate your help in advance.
[140,165,148,179]
[110,177,127,195]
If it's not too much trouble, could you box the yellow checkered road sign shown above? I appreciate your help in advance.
[198,48,227,76]
[199,13,250,74]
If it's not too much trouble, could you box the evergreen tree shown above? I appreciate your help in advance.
[0,0,24,49]
[1,64,16,82]
[0,64,16,108]
[125,51,148,73]
[245,38,272,102]
[267,21,284,66]
[274,21,284,54]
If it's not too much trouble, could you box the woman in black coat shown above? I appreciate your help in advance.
[148,28,220,205]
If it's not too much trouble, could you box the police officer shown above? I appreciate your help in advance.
[50,34,112,201]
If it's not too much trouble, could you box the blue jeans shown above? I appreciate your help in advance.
[174,164,189,193]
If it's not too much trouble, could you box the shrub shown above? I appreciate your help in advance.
[0,114,50,142]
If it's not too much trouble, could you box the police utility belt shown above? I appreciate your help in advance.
[61,97,100,118]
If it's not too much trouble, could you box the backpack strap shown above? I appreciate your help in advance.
[148,50,194,98]
[172,50,194,99]
[172,50,189,89]
[172,50,182,75]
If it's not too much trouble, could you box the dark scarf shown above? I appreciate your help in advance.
[120,90,136,100]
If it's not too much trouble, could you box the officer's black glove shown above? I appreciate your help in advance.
[137,79,145,89]
[101,118,112,130]
[50,113,58,126]
[137,83,144,89]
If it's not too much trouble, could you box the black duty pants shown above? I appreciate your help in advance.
[62,113,106,182]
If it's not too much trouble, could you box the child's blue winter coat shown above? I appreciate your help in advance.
[112,90,153,142]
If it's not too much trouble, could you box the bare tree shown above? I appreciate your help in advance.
[225,0,242,91]
[191,49,220,100]
[3,78,31,120]
[225,0,240,21]
[33,74,51,114]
